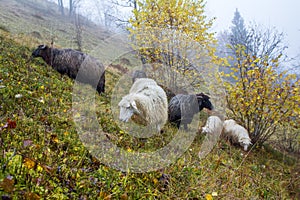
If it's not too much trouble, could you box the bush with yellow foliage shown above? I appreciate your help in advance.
[222,49,300,146]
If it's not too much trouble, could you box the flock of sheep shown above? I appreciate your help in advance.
[31,45,252,151]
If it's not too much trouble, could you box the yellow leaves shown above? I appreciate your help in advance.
[205,192,218,200]
[223,52,299,135]
[205,194,213,200]
[153,178,159,185]
[36,164,44,172]
[23,157,36,169]
[51,134,59,143]
[129,0,216,66]
[23,192,40,200]
[99,191,111,200]
[293,87,298,92]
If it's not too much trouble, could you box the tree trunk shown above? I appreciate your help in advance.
[57,0,64,16]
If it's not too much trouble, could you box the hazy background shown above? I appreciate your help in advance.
[205,0,300,59]
[51,0,300,67]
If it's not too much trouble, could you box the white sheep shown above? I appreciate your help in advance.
[201,116,223,135]
[128,78,157,94]
[118,78,168,133]
[222,119,252,151]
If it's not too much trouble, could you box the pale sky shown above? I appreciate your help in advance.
[205,0,300,59]
[61,0,300,60]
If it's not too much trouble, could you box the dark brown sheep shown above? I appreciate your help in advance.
[168,93,214,129]
[32,44,105,94]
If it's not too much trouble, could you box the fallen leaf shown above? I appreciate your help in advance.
[205,194,213,200]
[37,164,43,172]
[120,192,128,200]
[0,176,14,193]
[24,192,40,200]
[23,158,35,169]
[7,119,16,129]
[50,134,59,143]
[153,178,159,185]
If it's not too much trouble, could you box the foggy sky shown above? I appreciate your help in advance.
[205,0,300,59]
[58,0,300,59]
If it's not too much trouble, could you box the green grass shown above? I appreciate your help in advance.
[0,0,299,198]
[0,31,299,200]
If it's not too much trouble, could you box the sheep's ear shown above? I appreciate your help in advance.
[131,101,140,114]
[39,45,47,49]
[196,93,204,99]
[197,93,210,100]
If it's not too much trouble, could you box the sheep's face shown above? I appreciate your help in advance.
[32,45,48,58]
[118,97,139,123]
[241,143,249,151]
[201,126,209,134]
[201,99,213,110]
[196,93,214,111]
[239,138,252,151]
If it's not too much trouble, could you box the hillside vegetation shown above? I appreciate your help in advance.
[0,0,299,199]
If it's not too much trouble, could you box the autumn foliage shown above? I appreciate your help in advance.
[128,0,218,90]
[222,48,300,145]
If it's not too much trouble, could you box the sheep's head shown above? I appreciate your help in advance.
[196,93,214,111]
[118,96,140,123]
[32,44,48,58]
[201,126,209,134]
[239,138,252,151]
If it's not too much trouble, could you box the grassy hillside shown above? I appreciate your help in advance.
[0,0,299,199]
[0,0,138,66]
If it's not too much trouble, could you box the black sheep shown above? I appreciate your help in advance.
[168,93,214,129]
[31,44,105,94]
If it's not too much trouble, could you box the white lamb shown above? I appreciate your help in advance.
[223,119,252,151]
[118,78,168,133]
[201,116,223,135]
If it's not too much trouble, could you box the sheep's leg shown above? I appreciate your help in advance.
[184,124,188,130]
[176,122,181,129]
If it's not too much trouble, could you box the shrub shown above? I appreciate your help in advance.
[222,53,300,146]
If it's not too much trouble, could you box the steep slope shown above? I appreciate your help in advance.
[0,1,299,199]
[0,0,137,66]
